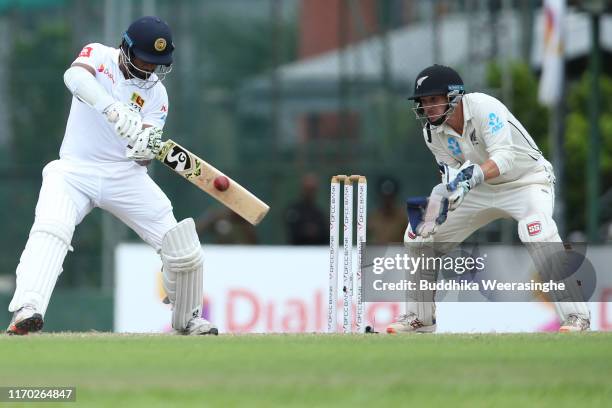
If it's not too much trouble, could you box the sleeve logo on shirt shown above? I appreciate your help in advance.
[79,46,93,58]
[159,105,168,122]
[527,221,542,236]
[488,112,504,134]
[447,137,462,156]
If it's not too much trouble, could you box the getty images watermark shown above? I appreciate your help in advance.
[371,252,564,292]
[362,243,598,303]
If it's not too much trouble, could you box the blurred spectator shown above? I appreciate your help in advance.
[285,173,328,245]
[196,207,258,244]
[369,176,407,244]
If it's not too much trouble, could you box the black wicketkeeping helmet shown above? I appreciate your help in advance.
[408,64,464,101]
[408,64,465,127]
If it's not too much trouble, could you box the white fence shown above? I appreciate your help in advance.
[115,244,612,333]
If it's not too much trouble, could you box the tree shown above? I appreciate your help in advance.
[487,62,612,233]
[565,73,612,231]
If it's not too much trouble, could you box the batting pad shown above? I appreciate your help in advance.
[403,242,437,325]
[161,218,204,330]
[518,214,590,320]
[9,193,77,316]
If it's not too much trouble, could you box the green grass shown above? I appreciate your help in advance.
[0,333,611,407]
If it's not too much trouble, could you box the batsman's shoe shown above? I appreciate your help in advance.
[386,313,436,334]
[175,317,219,336]
[559,314,590,332]
[6,305,44,335]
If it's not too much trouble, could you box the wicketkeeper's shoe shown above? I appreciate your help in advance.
[386,313,436,334]
[175,317,219,336]
[6,305,44,335]
[559,314,590,332]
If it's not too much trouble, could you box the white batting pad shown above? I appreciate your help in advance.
[161,218,204,330]
[518,214,590,320]
[9,193,77,316]
[403,242,437,325]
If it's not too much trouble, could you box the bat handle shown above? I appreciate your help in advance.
[150,138,164,156]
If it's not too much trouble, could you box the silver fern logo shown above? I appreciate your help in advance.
[416,76,429,88]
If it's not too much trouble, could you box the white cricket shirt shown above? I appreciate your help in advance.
[424,93,551,185]
[60,43,169,164]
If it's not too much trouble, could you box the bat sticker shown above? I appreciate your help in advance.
[164,145,192,171]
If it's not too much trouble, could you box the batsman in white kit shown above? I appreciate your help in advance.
[386,65,590,334]
[7,16,217,335]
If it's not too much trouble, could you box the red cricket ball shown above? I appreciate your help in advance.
[214,176,230,191]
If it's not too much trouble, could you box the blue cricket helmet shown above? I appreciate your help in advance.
[123,16,174,66]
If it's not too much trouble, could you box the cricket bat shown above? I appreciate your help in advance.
[155,139,270,225]
[105,111,269,225]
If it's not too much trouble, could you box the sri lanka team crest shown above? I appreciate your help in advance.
[130,92,145,111]
[154,38,167,52]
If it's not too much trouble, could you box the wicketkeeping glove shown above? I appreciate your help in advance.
[443,161,484,211]
[406,183,450,238]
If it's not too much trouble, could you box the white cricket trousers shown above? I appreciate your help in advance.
[9,159,177,315]
[404,165,589,322]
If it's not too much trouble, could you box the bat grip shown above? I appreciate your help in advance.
[149,138,163,155]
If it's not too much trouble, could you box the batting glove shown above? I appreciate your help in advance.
[104,102,143,144]
[126,127,163,161]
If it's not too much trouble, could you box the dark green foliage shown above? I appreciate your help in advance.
[9,21,71,165]
[486,62,549,154]
[487,61,612,232]
[565,73,612,228]
[200,13,298,88]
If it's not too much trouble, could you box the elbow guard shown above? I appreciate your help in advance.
[63,66,115,113]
